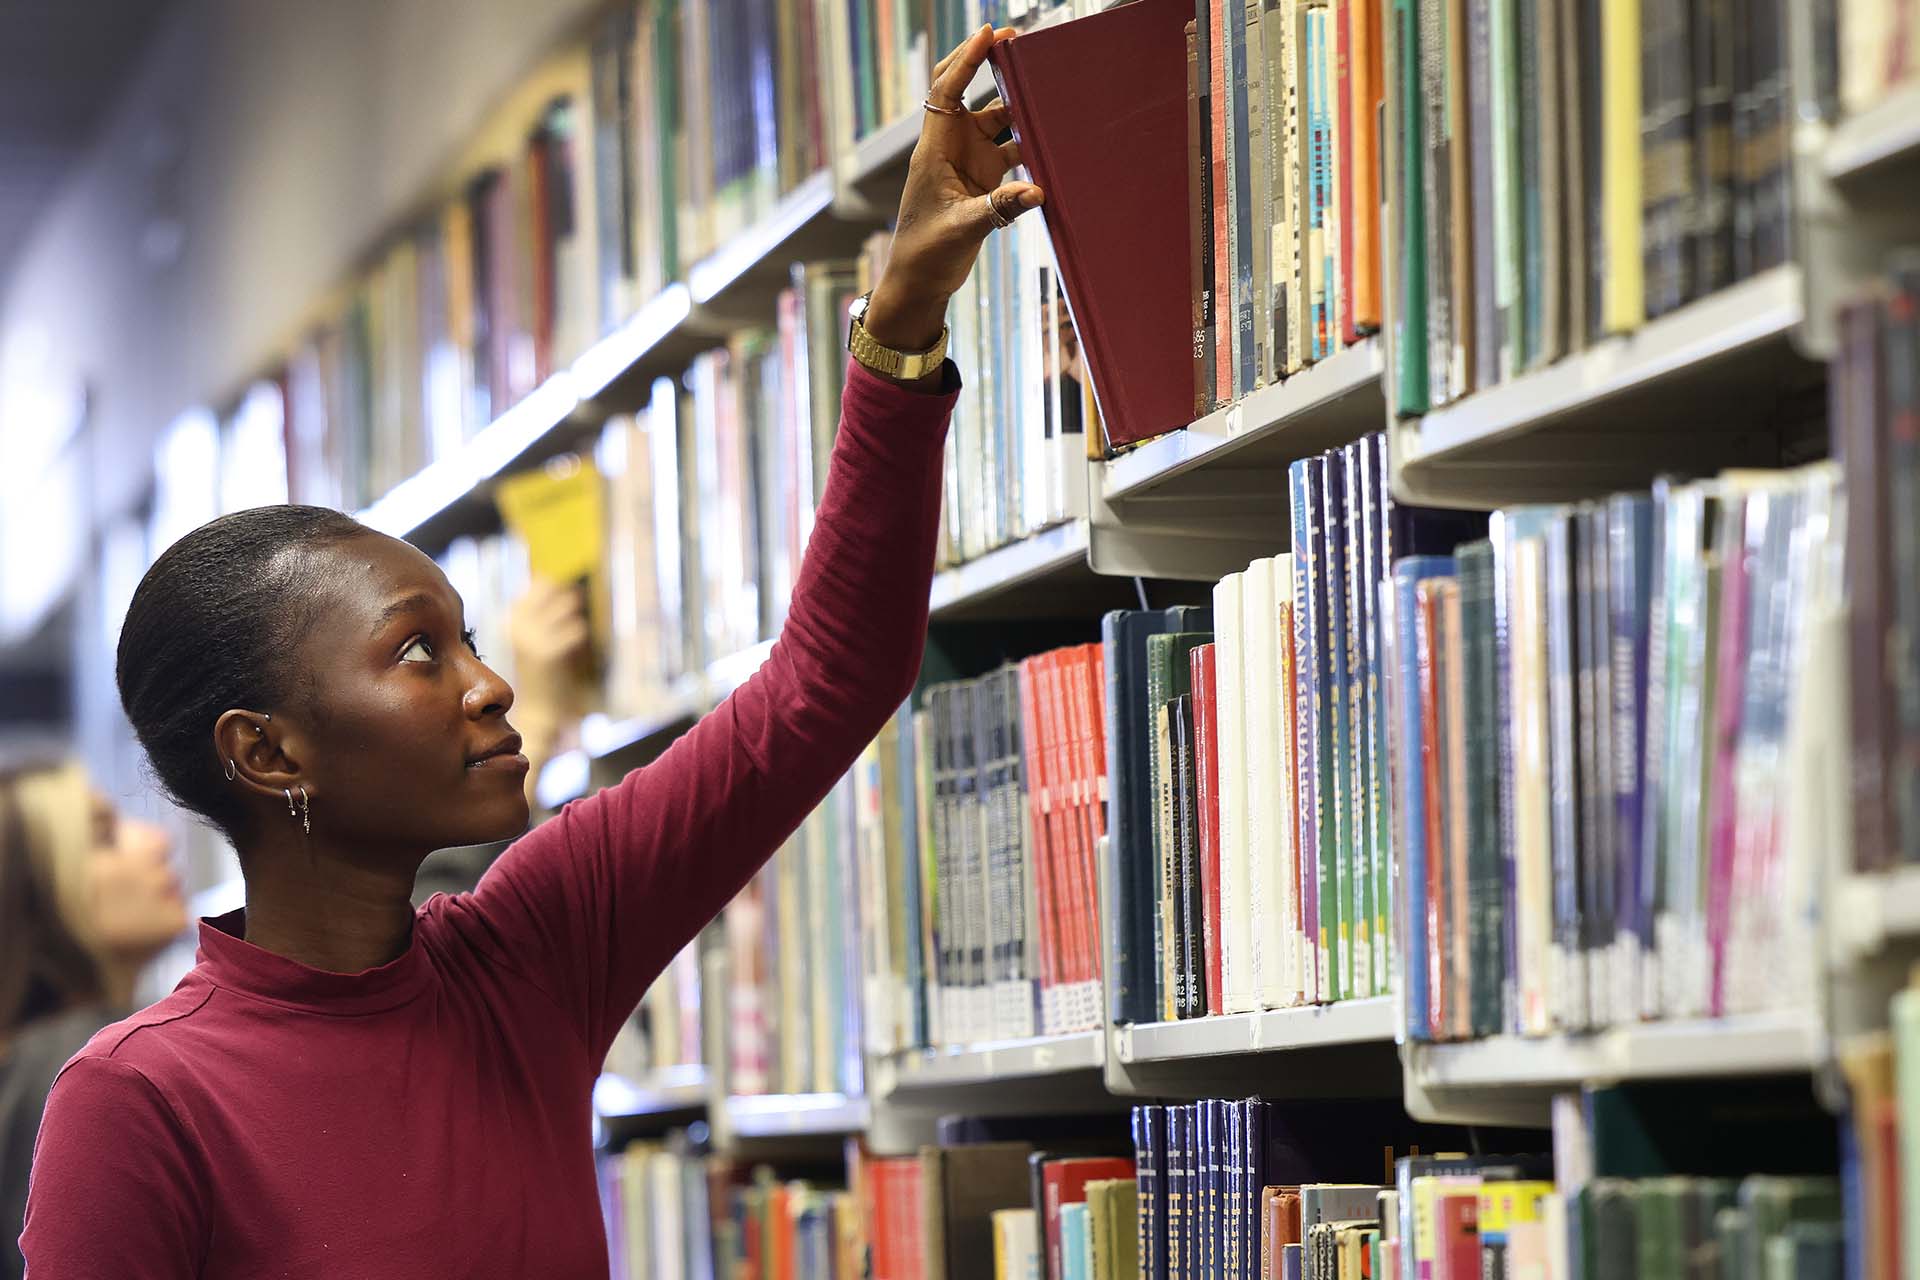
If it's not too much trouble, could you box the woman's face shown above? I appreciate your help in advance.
[84,793,189,959]
[276,532,531,859]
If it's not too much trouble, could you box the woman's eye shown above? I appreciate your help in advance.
[462,628,482,659]
[400,637,434,663]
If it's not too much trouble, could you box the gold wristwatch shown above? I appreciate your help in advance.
[846,292,949,381]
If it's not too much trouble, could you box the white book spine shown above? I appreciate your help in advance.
[1243,559,1279,1012]
[1216,571,1256,1015]
[1271,553,1302,1006]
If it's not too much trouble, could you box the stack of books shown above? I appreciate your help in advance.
[599,1131,719,1279]
[1389,461,1842,1041]
[1387,0,1794,416]
[1183,0,1388,413]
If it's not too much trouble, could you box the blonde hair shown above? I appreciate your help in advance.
[0,762,104,1035]
[11,762,97,948]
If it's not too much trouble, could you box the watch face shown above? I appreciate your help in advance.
[849,292,871,321]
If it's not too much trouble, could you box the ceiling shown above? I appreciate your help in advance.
[0,0,181,290]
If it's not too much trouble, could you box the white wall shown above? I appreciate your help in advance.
[0,0,605,530]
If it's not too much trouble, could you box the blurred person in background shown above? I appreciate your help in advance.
[0,763,187,1280]
[21,24,1040,1277]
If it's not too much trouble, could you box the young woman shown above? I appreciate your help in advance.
[1,762,188,1280]
[21,26,1041,1277]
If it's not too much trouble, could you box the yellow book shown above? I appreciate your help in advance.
[1089,1178,1141,1280]
[992,1207,1040,1280]
[1478,1180,1555,1274]
[1601,0,1644,332]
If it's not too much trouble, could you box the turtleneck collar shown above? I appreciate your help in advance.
[195,907,433,1015]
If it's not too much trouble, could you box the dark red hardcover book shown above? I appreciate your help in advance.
[988,0,1198,449]
[1192,644,1225,1017]
[1433,1189,1480,1280]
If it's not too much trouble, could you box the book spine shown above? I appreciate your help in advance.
[1600,0,1643,332]
[1342,443,1375,999]
[1188,23,1212,417]
[1394,0,1431,412]
[1607,496,1652,1025]
[1544,515,1585,1031]
[1294,459,1328,1001]
[1264,0,1295,374]
[1888,264,1920,874]
[1336,0,1358,346]
[1277,566,1305,1007]
[1289,1,1312,374]
[1213,0,1237,400]
[1196,647,1226,1016]
[1444,0,1473,395]
[1459,542,1505,1039]
[1320,454,1352,1001]
[1353,0,1384,333]
[1173,694,1201,1018]
[1518,0,1547,367]
[1468,0,1498,393]
[1690,0,1734,296]
[1232,0,1261,392]
[1418,0,1452,404]
[1247,0,1276,386]
[1415,578,1448,1039]
[1490,0,1521,381]
[1363,437,1392,993]
[1308,3,1334,362]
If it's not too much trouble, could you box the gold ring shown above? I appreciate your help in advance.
[923,94,966,117]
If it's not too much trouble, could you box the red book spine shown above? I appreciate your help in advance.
[1432,1192,1480,1280]
[1019,657,1061,1003]
[1086,643,1110,840]
[1415,579,1447,1041]
[1209,0,1233,400]
[1065,645,1103,990]
[1193,644,1225,1016]
[1041,652,1090,990]
[1044,1158,1140,1280]
[1073,645,1110,989]
[1336,0,1358,345]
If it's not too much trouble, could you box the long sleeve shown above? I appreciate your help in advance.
[446,360,957,1063]
[19,1058,207,1278]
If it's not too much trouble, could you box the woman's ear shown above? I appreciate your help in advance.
[213,709,304,800]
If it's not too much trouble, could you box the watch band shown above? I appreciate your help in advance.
[847,296,949,381]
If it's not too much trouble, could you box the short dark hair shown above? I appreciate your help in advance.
[115,505,370,839]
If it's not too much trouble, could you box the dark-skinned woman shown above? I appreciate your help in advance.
[20,25,1040,1278]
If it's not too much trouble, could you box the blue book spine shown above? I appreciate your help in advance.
[1318,454,1350,1001]
[1201,1101,1218,1280]
[1230,0,1258,394]
[1062,1203,1091,1280]
[1290,459,1324,1000]
[1392,556,1457,1040]
[1168,1106,1187,1280]
[1142,1105,1170,1280]
[1297,460,1328,997]
[1308,6,1333,361]
[1240,1099,1260,1280]
[1607,494,1653,1006]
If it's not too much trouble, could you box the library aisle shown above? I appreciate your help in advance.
[3,0,1919,1277]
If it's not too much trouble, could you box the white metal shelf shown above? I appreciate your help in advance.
[1103,340,1385,503]
[1831,865,1920,961]
[929,519,1091,617]
[723,1091,872,1139]
[593,1064,710,1121]
[883,1030,1105,1091]
[1824,83,1920,183]
[1403,266,1804,464]
[1116,997,1395,1063]
[1404,1011,1825,1091]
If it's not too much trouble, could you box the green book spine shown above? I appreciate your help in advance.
[1458,539,1504,1038]
[654,0,682,283]
[1394,0,1430,413]
[1148,632,1174,1020]
[1491,0,1522,381]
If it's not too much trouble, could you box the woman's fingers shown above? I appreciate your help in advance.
[971,101,1012,141]
[999,139,1022,171]
[930,23,1013,111]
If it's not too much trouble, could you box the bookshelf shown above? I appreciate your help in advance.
[1401,1013,1829,1127]
[1102,341,1386,505]
[1112,997,1396,1065]
[721,1091,873,1140]
[872,1030,1108,1112]
[1389,266,1814,507]
[594,1064,711,1123]
[927,517,1095,619]
[1823,82,1920,185]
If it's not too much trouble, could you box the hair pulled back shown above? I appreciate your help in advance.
[115,505,369,838]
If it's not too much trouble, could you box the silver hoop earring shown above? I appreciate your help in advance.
[298,786,311,837]
[223,758,237,781]
[285,787,297,818]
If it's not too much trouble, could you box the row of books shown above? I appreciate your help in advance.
[1103,436,1483,1026]
[1182,0,1387,413]
[283,75,599,513]
[601,1132,719,1279]
[725,775,867,1098]
[1387,0,1794,416]
[1844,965,1920,1280]
[1392,460,1840,1041]
[921,215,1094,566]
[859,1139,1137,1280]
[1837,258,1920,872]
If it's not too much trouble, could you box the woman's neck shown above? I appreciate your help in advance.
[240,853,420,975]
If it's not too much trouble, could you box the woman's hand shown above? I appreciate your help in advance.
[862,23,1046,356]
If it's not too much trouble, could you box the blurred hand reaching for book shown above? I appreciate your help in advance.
[862,23,1045,357]
[508,578,591,801]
